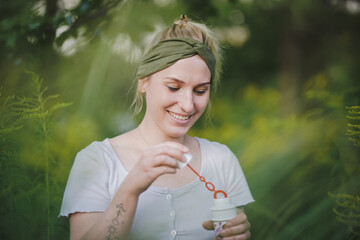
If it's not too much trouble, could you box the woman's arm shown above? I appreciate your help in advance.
[69,141,189,240]
[70,183,139,240]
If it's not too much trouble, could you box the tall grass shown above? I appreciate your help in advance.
[0,84,41,238]
[24,71,72,239]
[0,71,71,239]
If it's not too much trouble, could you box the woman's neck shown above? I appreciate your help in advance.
[137,120,186,147]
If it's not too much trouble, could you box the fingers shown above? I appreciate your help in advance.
[220,222,251,239]
[202,218,251,240]
[141,143,188,170]
[147,141,189,163]
[126,141,190,195]
[202,220,214,230]
[138,156,177,179]
[163,141,189,152]
[149,141,189,153]
[220,212,251,239]
[152,155,178,168]
[221,230,251,240]
[153,165,177,176]
[225,212,248,228]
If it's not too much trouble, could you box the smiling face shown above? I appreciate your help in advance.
[139,55,211,139]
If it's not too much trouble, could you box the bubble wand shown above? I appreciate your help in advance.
[181,153,227,199]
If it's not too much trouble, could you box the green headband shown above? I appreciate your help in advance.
[137,37,216,82]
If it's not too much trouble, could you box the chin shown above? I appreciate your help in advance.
[167,129,190,138]
[165,125,192,138]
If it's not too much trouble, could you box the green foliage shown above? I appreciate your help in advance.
[0,0,125,64]
[327,106,360,238]
[346,106,360,147]
[330,193,360,237]
[0,87,40,134]
[25,71,72,240]
[0,82,43,237]
[0,72,73,239]
[191,80,357,239]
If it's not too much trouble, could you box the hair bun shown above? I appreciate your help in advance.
[175,14,190,26]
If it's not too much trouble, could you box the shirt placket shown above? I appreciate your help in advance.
[166,192,177,239]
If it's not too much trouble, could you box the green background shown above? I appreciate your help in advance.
[1,0,360,239]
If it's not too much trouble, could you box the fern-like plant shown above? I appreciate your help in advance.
[346,106,360,147]
[0,86,42,238]
[23,70,72,240]
[329,193,360,237]
[329,106,360,238]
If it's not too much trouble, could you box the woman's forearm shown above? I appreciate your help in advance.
[78,183,139,240]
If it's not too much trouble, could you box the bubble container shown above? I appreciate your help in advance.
[210,197,237,239]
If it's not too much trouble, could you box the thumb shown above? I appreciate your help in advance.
[202,220,214,230]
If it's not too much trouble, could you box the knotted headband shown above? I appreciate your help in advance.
[136,37,216,82]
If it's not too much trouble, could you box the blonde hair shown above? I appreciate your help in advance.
[131,15,223,117]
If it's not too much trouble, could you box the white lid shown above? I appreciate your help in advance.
[210,198,237,221]
[177,152,192,169]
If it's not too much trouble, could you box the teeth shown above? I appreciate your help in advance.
[169,111,190,120]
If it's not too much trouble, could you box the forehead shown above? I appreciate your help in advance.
[151,55,211,83]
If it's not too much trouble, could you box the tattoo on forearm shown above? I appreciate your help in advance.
[105,203,126,240]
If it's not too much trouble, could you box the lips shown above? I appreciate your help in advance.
[167,110,192,120]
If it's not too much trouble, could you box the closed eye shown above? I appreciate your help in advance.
[194,88,208,95]
[168,86,179,92]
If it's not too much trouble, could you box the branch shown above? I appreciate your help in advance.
[70,0,124,29]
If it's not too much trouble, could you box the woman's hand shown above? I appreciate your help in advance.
[123,141,189,196]
[203,208,251,240]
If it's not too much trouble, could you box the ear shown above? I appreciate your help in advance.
[138,77,149,93]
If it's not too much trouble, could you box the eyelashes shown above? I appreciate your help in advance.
[167,86,208,95]
[195,90,206,95]
[168,86,179,92]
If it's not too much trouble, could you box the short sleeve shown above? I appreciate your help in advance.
[198,137,254,207]
[223,148,254,207]
[59,142,111,217]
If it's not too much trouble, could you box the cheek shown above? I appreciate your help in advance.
[195,96,210,112]
[147,92,176,110]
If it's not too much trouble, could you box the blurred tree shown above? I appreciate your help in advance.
[0,0,123,65]
[213,0,360,113]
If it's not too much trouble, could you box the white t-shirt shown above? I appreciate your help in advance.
[60,137,254,240]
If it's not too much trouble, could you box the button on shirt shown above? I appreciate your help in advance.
[130,183,216,240]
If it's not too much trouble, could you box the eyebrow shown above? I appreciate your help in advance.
[164,77,211,86]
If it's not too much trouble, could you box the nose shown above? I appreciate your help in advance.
[179,90,195,113]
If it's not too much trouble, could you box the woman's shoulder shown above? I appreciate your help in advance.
[195,137,231,152]
[79,129,136,156]
[78,138,112,156]
[195,137,234,160]
[73,138,117,168]
[196,137,241,176]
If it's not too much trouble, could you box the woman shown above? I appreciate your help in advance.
[60,15,254,240]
